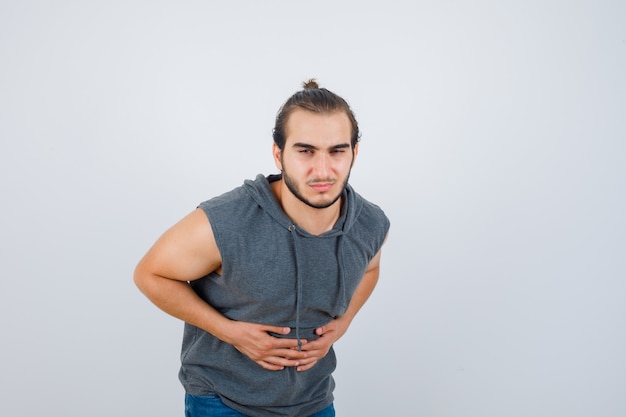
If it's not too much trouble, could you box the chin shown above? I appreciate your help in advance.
[308,195,341,210]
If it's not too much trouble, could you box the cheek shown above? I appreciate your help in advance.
[338,158,354,172]
[288,154,312,169]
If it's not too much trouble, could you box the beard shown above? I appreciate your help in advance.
[281,169,350,209]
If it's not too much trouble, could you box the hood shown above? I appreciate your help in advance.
[242,173,362,236]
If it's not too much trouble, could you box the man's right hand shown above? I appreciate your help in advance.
[223,321,308,371]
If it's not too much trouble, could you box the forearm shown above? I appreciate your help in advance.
[134,271,232,342]
[338,267,379,327]
[339,241,386,327]
[135,270,308,370]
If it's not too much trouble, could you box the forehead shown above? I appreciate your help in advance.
[284,109,352,147]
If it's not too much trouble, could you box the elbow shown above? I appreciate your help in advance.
[133,261,150,295]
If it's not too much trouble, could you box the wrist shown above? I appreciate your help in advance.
[204,313,235,344]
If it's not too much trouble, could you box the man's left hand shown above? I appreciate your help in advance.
[295,317,350,371]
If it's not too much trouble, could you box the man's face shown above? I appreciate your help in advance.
[273,109,358,209]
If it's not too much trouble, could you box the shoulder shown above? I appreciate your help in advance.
[350,189,391,232]
[344,188,390,255]
[198,185,250,213]
[196,183,272,250]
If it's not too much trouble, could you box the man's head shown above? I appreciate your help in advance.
[272,79,360,151]
[272,80,360,210]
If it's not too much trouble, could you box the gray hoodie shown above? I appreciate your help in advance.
[179,174,390,417]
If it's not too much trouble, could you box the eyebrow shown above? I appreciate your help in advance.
[292,142,351,150]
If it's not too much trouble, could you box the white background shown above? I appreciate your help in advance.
[1,1,625,416]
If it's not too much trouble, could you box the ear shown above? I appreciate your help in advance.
[272,143,283,171]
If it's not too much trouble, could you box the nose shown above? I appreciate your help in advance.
[312,153,331,178]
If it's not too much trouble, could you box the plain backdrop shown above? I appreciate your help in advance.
[1,1,625,416]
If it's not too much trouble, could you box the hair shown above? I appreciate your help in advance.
[272,79,361,150]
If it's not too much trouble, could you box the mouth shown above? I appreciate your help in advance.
[309,182,334,193]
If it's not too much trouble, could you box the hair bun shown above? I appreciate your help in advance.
[302,78,319,89]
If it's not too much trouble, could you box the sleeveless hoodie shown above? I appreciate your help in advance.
[179,174,390,417]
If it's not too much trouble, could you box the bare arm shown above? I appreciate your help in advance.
[134,208,308,370]
[297,233,389,371]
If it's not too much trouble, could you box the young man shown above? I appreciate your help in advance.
[134,80,390,417]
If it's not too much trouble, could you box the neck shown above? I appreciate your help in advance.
[271,179,342,235]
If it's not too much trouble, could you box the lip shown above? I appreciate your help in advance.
[309,183,333,192]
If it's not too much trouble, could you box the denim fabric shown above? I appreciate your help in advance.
[185,393,335,417]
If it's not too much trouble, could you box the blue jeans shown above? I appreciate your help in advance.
[185,392,335,417]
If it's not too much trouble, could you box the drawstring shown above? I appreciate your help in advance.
[337,234,347,312]
[288,224,303,351]
[288,224,347,352]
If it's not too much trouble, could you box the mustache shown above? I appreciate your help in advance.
[306,178,335,185]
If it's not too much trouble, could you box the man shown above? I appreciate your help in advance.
[134,79,390,417]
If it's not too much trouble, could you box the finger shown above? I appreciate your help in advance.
[263,354,306,368]
[316,323,335,335]
[299,339,326,351]
[271,338,308,350]
[261,325,291,335]
[296,359,319,372]
[258,360,285,371]
[267,347,309,361]
[294,356,318,366]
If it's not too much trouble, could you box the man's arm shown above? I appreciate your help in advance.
[297,233,389,371]
[134,208,308,370]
